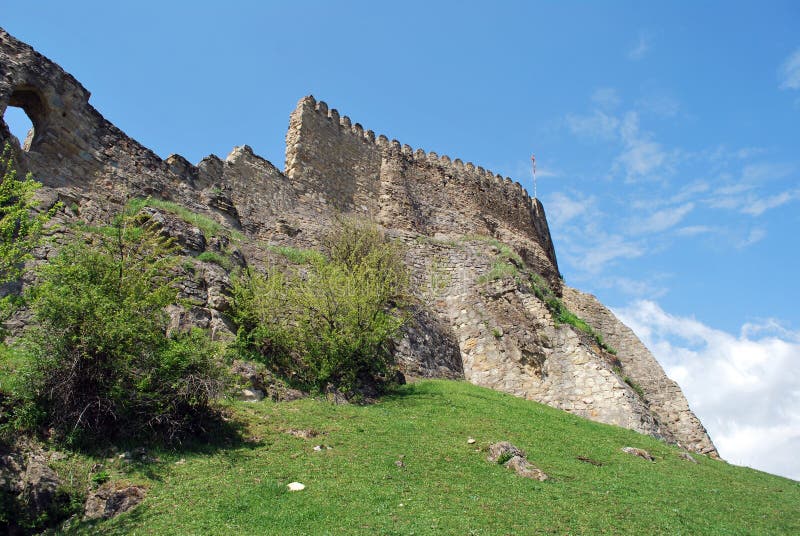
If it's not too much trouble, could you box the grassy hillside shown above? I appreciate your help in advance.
[57,380,797,535]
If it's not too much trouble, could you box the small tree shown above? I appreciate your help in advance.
[232,218,409,394]
[0,143,55,328]
[16,215,224,444]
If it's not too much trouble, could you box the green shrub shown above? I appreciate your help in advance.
[232,218,409,394]
[91,470,111,486]
[611,366,645,399]
[624,376,646,399]
[13,217,225,444]
[0,143,57,333]
[475,236,525,284]
[496,451,514,465]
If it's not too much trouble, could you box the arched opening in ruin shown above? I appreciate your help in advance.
[2,106,34,149]
[2,88,47,152]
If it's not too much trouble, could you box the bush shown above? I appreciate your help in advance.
[0,143,56,332]
[232,218,409,394]
[13,217,224,444]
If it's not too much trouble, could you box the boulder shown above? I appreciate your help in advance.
[240,388,265,402]
[487,441,526,463]
[83,483,146,520]
[505,455,549,481]
[621,446,655,462]
[20,453,61,516]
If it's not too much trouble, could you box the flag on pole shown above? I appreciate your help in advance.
[531,154,537,199]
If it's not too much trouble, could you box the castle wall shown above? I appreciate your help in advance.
[561,287,717,455]
[403,238,668,438]
[284,96,560,279]
[0,27,717,455]
[285,97,383,213]
[0,28,190,208]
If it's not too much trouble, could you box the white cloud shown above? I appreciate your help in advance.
[741,189,800,216]
[574,234,644,274]
[636,93,680,118]
[591,87,621,110]
[675,225,716,236]
[671,181,710,203]
[535,168,560,179]
[598,276,669,299]
[741,162,794,183]
[636,202,694,234]
[779,48,800,90]
[547,192,593,227]
[736,227,766,249]
[616,139,667,179]
[565,110,619,141]
[563,95,679,182]
[628,32,650,61]
[742,318,800,341]
[613,112,669,181]
[615,301,800,480]
[703,163,797,216]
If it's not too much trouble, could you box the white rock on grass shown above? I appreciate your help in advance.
[240,388,265,402]
[287,482,305,491]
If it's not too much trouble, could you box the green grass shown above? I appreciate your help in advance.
[266,244,326,265]
[196,251,232,270]
[0,343,28,395]
[473,236,524,285]
[126,197,244,241]
[59,380,798,535]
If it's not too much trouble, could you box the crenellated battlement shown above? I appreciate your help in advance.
[284,95,558,274]
[293,95,533,206]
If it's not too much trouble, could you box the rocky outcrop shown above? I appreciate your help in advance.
[0,443,73,534]
[0,27,716,456]
[487,441,549,480]
[83,483,146,520]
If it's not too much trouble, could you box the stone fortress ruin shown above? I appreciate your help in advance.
[0,27,717,456]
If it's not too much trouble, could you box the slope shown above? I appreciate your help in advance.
[60,380,798,535]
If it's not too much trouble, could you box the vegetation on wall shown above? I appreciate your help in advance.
[126,196,243,241]
[528,273,617,355]
[471,233,617,355]
[232,218,409,395]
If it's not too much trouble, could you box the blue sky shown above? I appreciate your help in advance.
[3,1,799,479]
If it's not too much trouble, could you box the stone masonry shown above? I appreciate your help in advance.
[0,27,716,455]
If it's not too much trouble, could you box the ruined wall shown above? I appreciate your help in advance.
[1,27,716,455]
[403,239,672,439]
[0,28,210,223]
[561,287,717,455]
[284,96,560,281]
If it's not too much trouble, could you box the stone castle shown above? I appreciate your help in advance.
[0,28,717,456]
